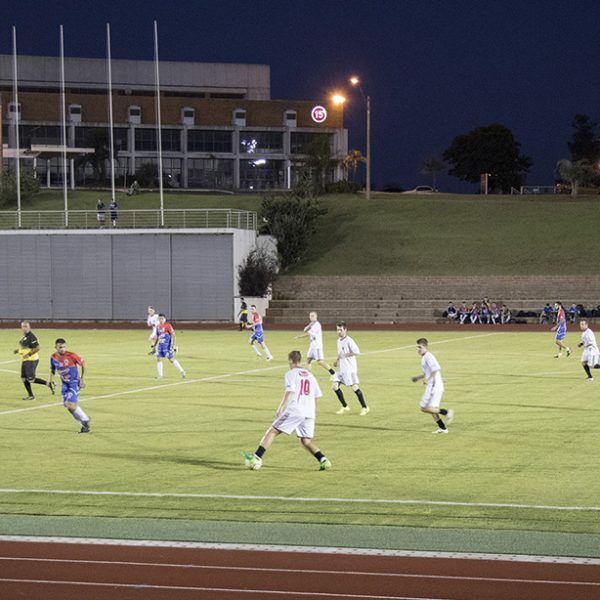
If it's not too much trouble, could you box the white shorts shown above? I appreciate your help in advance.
[149,326,157,341]
[420,383,444,410]
[582,348,600,367]
[333,369,359,387]
[307,344,324,361]
[272,411,315,438]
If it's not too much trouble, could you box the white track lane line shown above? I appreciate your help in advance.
[0,332,501,417]
[1,536,598,564]
[0,557,598,586]
[0,579,450,599]
[0,487,598,512]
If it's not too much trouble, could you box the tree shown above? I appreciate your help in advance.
[0,168,40,208]
[568,114,600,164]
[420,156,446,190]
[342,149,366,183]
[556,159,595,197]
[303,136,339,194]
[443,123,533,193]
[260,174,327,269]
[237,246,279,297]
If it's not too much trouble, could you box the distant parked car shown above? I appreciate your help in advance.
[401,185,437,194]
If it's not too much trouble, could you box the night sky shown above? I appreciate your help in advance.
[2,0,600,192]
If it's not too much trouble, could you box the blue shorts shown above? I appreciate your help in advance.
[250,331,264,345]
[556,326,566,341]
[62,382,80,405]
[157,345,174,360]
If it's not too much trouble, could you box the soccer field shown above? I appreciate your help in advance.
[0,327,598,537]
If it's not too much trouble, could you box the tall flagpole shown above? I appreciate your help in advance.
[59,25,68,226]
[12,26,22,228]
[106,23,116,200]
[153,20,164,226]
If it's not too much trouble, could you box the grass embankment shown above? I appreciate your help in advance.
[13,190,600,275]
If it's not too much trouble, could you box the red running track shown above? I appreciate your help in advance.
[0,540,599,600]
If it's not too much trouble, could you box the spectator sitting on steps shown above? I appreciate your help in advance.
[490,302,500,324]
[458,302,469,325]
[539,303,554,324]
[501,304,511,324]
[127,180,140,196]
[445,302,458,320]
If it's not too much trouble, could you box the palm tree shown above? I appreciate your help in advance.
[420,156,446,190]
[342,149,366,183]
[304,136,339,193]
[556,158,594,197]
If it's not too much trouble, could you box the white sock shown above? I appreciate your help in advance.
[263,345,272,359]
[251,344,262,357]
[172,359,185,373]
[157,361,164,377]
[71,406,89,423]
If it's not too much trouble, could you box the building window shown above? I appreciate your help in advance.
[136,157,182,188]
[181,107,195,125]
[284,110,297,127]
[233,109,246,126]
[19,125,61,147]
[74,126,128,151]
[160,129,181,152]
[291,132,331,154]
[135,128,157,151]
[240,159,285,190]
[128,105,141,124]
[239,131,283,154]
[187,158,234,189]
[187,130,232,153]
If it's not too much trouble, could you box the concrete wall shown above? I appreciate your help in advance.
[0,229,257,321]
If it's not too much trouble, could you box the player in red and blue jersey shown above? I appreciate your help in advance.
[49,338,90,433]
[246,305,273,361]
[551,301,571,358]
[150,314,186,378]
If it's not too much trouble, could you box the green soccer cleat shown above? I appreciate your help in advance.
[319,458,332,471]
[242,451,262,470]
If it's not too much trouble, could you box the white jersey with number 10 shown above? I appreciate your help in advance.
[284,367,322,419]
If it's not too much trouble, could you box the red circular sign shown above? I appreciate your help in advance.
[311,105,328,123]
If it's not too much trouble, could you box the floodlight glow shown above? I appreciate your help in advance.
[332,94,346,105]
[350,76,360,85]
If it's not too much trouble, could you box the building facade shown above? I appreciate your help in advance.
[0,55,347,191]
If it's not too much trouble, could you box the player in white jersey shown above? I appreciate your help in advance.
[332,321,369,416]
[411,338,454,434]
[146,306,160,354]
[578,320,600,381]
[243,350,332,471]
[295,312,335,375]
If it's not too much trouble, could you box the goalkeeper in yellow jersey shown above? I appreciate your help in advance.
[14,321,55,401]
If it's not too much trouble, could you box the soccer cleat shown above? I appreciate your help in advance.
[336,406,350,415]
[181,372,186,379]
[22,395,35,401]
[242,451,262,470]
[587,377,594,382]
[359,406,370,416]
[446,409,454,424]
[433,428,448,434]
[48,381,56,395]
[155,375,164,379]
[266,355,273,361]
[79,421,90,434]
[319,458,332,471]
[566,348,572,357]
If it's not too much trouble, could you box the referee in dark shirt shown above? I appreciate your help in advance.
[14,321,55,401]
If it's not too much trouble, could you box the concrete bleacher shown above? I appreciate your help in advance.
[266,275,600,324]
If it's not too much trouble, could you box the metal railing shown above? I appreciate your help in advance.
[0,209,257,231]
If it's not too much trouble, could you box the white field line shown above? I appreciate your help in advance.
[0,487,598,512]
[0,332,501,417]
[0,369,18,374]
[0,580,447,599]
[0,556,598,586]
[1,536,599,564]
[0,359,18,365]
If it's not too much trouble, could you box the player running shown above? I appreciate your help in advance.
[49,338,90,433]
[332,321,369,415]
[238,297,249,332]
[151,314,186,379]
[551,302,571,358]
[147,306,159,354]
[295,312,335,375]
[243,350,332,471]
[578,319,600,381]
[14,321,55,400]
[247,305,273,361]
[411,338,454,434]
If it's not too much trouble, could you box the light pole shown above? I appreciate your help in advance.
[350,76,371,200]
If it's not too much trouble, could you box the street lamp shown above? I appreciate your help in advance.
[331,93,346,106]
[349,75,371,200]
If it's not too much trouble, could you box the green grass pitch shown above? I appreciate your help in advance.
[0,327,598,535]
